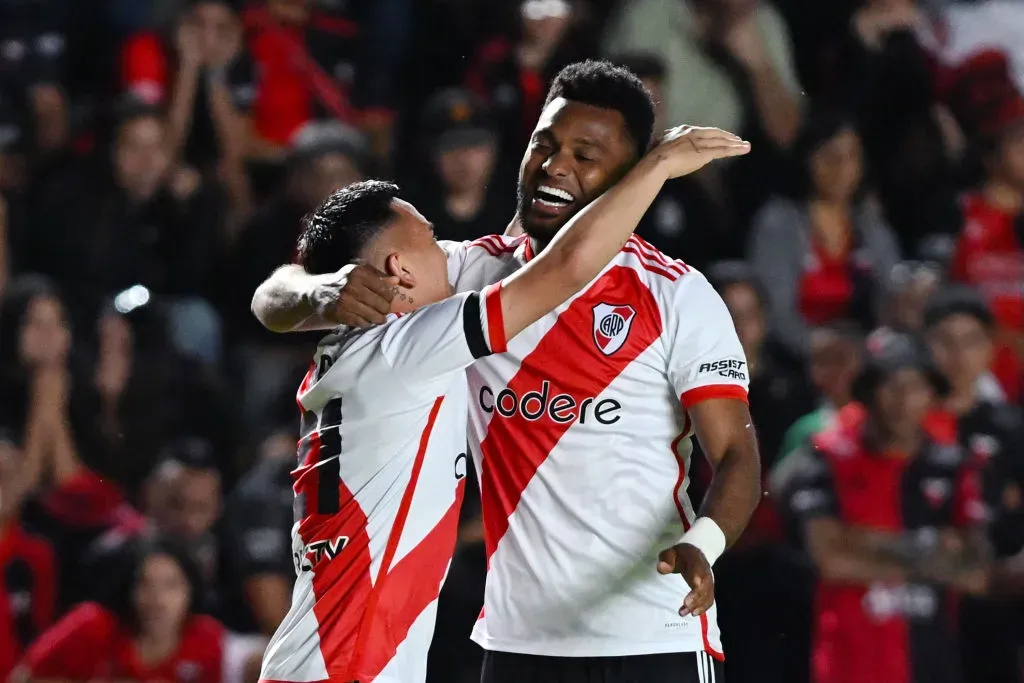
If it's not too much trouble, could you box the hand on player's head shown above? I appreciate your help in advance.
[315,263,398,328]
[657,543,715,617]
[650,126,750,179]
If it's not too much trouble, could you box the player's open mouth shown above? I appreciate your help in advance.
[531,185,575,216]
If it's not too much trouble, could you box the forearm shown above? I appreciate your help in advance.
[167,65,201,161]
[500,155,667,336]
[1,390,51,520]
[251,265,327,333]
[746,65,801,148]
[209,82,252,223]
[208,78,248,169]
[817,548,910,584]
[49,414,81,486]
[811,525,933,584]
[698,436,762,546]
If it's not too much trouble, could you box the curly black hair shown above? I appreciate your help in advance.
[544,60,656,158]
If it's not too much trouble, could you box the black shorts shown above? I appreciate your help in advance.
[480,649,724,683]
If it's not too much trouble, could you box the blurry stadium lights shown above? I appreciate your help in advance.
[113,284,151,314]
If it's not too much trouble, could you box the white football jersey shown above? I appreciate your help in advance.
[446,234,749,660]
[259,287,503,683]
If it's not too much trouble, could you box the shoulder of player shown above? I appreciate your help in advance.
[614,235,692,284]
[609,240,722,319]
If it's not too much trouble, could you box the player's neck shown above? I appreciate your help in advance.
[390,287,420,315]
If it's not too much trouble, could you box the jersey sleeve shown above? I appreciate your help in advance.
[379,286,506,389]
[666,273,750,409]
[20,602,111,678]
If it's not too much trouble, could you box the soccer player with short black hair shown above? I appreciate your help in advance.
[253,59,761,683]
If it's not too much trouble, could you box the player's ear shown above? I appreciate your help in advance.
[384,252,417,289]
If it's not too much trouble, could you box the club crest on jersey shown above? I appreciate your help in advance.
[592,303,636,356]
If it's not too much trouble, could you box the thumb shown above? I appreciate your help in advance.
[657,547,678,575]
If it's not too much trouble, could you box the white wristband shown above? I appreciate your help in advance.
[680,517,727,566]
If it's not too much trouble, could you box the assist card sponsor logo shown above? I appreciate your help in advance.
[697,358,747,381]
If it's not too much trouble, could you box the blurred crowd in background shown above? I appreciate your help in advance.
[0,0,1023,681]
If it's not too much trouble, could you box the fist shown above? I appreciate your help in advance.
[649,126,750,179]
[657,543,715,617]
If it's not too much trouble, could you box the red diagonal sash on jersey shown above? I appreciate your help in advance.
[356,480,466,681]
[478,266,664,560]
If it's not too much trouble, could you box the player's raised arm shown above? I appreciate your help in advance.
[496,126,749,342]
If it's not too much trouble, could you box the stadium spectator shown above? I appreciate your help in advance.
[748,107,901,357]
[120,0,255,225]
[947,50,1024,402]
[404,88,515,243]
[923,286,1024,683]
[24,101,226,363]
[0,276,148,611]
[784,331,989,683]
[13,535,264,683]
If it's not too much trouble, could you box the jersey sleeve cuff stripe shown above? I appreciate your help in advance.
[680,384,749,408]
[483,282,507,353]
[463,293,492,358]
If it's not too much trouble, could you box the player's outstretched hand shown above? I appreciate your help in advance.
[657,543,715,618]
[312,263,398,328]
[650,126,750,179]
